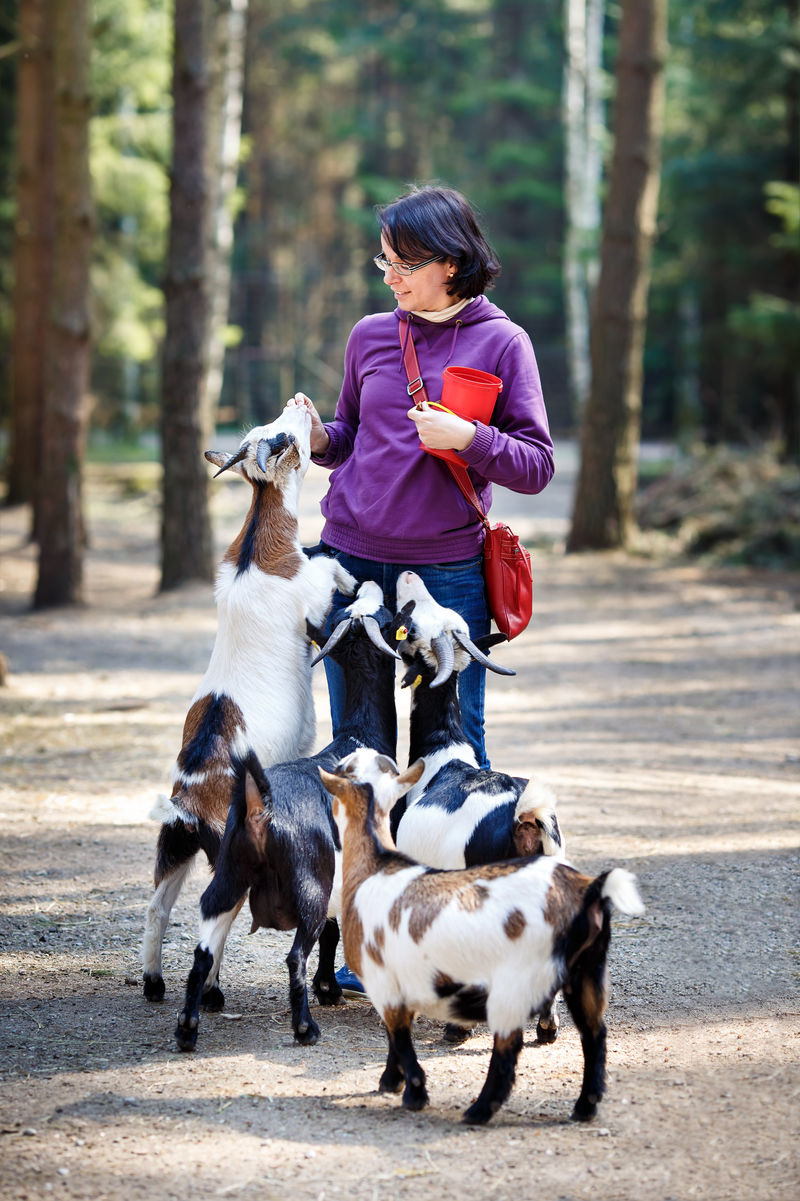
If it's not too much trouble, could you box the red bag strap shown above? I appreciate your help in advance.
[399,320,490,532]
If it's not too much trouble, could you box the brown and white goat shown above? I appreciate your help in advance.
[142,399,355,1005]
[321,748,644,1126]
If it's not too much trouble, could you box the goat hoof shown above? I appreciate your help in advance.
[535,1019,559,1045]
[201,985,225,1012]
[313,980,344,1007]
[174,1013,199,1052]
[401,1086,429,1112]
[443,1022,473,1045]
[142,973,165,1002]
[570,1099,597,1122]
[463,1101,493,1126]
[294,1019,320,1046]
[378,1070,403,1095]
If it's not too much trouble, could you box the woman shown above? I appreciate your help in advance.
[299,185,554,768]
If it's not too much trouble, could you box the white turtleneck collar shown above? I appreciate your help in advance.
[410,297,474,323]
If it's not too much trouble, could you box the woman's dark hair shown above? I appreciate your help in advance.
[377,185,501,299]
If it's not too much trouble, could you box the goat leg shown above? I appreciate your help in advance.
[142,825,200,1001]
[463,1028,523,1125]
[175,945,213,1052]
[564,962,609,1121]
[383,1008,428,1111]
[378,1041,404,1095]
[286,924,322,1045]
[311,918,343,1007]
[535,992,560,1044]
[175,903,241,1051]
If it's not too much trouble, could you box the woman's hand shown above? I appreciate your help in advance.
[407,402,477,452]
[289,392,330,455]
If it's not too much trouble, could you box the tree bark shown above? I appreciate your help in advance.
[159,0,214,590]
[567,0,668,551]
[199,0,247,444]
[6,0,55,514]
[33,0,92,608]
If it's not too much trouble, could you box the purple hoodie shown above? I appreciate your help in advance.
[314,296,554,564]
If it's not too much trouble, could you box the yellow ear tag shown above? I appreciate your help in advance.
[395,625,408,641]
[412,674,422,690]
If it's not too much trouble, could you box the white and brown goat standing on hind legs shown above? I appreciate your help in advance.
[321,748,644,1126]
[142,399,356,1006]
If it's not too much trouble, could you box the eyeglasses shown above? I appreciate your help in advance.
[373,253,442,277]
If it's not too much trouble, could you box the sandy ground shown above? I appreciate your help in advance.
[0,458,798,1201]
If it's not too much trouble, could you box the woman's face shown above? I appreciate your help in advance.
[379,234,456,312]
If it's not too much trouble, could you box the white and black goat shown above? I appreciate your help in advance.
[142,400,356,1006]
[173,582,411,1050]
[391,571,564,1042]
[321,748,644,1126]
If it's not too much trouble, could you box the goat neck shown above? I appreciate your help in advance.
[335,642,397,757]
[405,658,469,762]
[223,480,303,580]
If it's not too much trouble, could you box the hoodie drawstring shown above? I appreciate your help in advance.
[443,319,463,367]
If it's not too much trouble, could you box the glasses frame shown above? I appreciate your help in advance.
[373,253,443,277]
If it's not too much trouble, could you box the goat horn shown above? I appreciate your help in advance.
[363,615,401,660]
[429,633,455,687]
[452,628,516,675]
[211,444,249,477]
[310,617,352,666]
[256,431,290,472]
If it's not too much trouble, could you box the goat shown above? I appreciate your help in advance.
[391,571,564,1042]
[173,582,410,1050]
[142,400,356,1007]
[321,748,644,1126]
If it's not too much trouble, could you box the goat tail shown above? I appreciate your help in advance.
[149,793,198,828]
[230,748,272,827]
[597,868,645,917]
[564,868,644,971]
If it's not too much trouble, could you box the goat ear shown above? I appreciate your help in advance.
[244,772,267,828]
[318,766,345,798]
[398,758,425,789]
[204,450,229,470]
[513,819,543,858]
[305,618,325,647]
[400,661,423,689]
[475,632,508,651]
[388,600,415,642]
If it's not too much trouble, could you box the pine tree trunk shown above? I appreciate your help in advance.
[562,0,591,417]
[33,0,92,608]
[6,0,54,514]
[159,0,214,591]
[567,0,668,552]
[199,0,247,444]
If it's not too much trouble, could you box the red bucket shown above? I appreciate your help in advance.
[420,365,503,466]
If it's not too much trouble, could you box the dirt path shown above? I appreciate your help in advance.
[1,463,798,1201]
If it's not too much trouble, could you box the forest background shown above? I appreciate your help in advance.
[0,0,798,603]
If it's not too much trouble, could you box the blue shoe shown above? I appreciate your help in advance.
[335,964,367,999]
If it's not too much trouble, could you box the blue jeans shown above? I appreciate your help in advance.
[321,550,491,769]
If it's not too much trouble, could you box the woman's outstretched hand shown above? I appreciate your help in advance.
[289,392,330,455]
[407,402,477,452]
